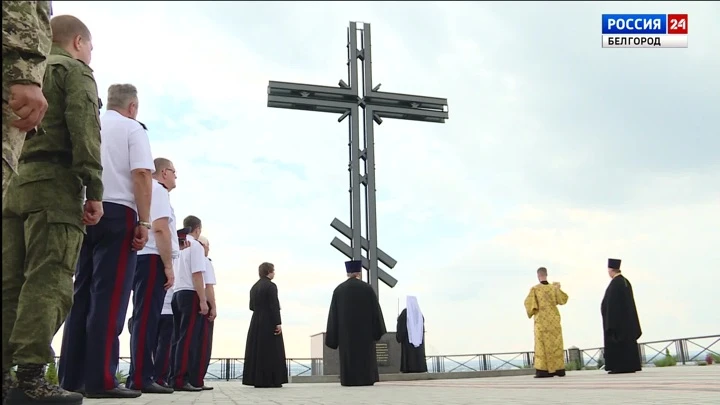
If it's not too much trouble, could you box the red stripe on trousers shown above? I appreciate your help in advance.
[197,314,209,386]
[132,255,159,388]
[103,208,135,390]
[174,294,198,387]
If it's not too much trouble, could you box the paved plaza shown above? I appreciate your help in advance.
[93,366,718,405]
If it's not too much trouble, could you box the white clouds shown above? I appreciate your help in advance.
[49,1,720,359]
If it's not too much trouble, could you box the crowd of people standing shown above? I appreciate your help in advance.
[2,9,219,405]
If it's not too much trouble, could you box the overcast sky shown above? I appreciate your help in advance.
[51,1,719,359]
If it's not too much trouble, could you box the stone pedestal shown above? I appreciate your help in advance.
[568,346,582,369]
[310,332,401,376]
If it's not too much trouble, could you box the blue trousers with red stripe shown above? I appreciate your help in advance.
[190,302,214,387]
[153,314,174,385]
[58,202,137,393]
[126,254,168,390]
[169,290,203,388]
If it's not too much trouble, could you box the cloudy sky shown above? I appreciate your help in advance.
[50,1,719,359]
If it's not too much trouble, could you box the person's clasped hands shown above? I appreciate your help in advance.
[9,83,48,132]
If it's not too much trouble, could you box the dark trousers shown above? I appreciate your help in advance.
[190,302,214,387]
[169,290,202,388]
[127,255,168,389]
[154,314,174,385]
[58,202,137,392]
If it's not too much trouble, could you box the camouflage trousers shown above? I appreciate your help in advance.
[1,100,25,200]
[2,162,85,371]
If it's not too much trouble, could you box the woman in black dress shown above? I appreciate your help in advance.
[242,262,288,388]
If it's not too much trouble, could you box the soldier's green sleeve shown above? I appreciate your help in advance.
[1,1,52,87]
[64,67,104,201]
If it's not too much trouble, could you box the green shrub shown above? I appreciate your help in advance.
[116,370,128,385]
[565,360,581,371]
[712,353,720,363]
[697,361,708,366]
[653,349,677,367]
[45,362,58,384]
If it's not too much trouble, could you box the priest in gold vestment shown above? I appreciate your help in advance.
[524,267,569,378]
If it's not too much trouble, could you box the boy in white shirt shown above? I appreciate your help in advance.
[168,215,207,391]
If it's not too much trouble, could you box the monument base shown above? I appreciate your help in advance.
[292,368,535,383]
[310,331,401,376]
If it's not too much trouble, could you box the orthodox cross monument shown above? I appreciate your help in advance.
[266,21,449,298]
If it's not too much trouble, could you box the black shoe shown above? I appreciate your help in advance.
[141,383,174,394]
[156,382,171,389]
[607,370,636,375]
[85,387,142,399]
[201,385,213,391]
[174,383,202,392]
[9,364,83,405]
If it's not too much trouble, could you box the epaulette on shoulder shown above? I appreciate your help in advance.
[137,121,147,130]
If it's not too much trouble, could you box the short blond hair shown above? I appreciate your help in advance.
[51,15,91,46]
[106,84,138,109]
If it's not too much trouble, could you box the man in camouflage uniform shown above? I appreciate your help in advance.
[2,14,104,405]
[2,1,51,199]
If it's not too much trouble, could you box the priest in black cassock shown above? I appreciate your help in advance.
[601,258,643,374]
[396,296,428,373]
[242,262,288,388]
[325,260,387,386]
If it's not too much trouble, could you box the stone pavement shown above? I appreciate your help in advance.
[91,366,719,405]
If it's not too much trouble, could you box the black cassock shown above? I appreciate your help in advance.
[242,277,288,387]
[395,309,428,373]
[601,274,642,373]
[325,278,387,386]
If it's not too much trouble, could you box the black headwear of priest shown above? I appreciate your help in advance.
[345,260,362,273]
[608,258,622,270]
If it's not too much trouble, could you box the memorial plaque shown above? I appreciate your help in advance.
[376,341,390,366]
[313,332,401,375]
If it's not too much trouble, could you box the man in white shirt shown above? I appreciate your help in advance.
[153,287,175,389]
[58,84,153,399]
[190,236,217,390]
[127,158,179,394]
[168,215,208,392]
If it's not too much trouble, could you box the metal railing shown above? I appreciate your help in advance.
[54,334,719,381]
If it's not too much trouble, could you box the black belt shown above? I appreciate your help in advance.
[19,153,72,166]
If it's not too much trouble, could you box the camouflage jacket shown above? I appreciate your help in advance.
[21,45,104,201]
[1,1,52,96]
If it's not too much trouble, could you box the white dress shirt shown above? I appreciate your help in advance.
[161,287,173,315]
[173,235,206,292]
[203,258,216,285]
[99,110,154,212]
[137,179,180,259]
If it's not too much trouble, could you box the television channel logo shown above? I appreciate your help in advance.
[602,14,688,48]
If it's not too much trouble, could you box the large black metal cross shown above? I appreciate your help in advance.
[267,21,449,297]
